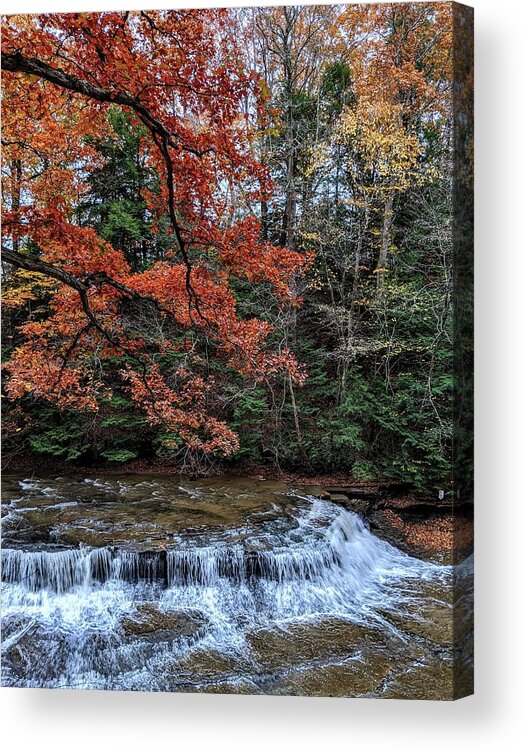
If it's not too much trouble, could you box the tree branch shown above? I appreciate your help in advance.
[1,246,176,326]
[2,50,211,317]
[1,245,169,416]
[1,244,88,294]
[1,52,211,158]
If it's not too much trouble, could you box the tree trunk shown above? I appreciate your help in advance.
[377,192,394,288]
[261,199,269,241]
[280,101,296,248]
[11,159,21,252]
[288,374,307,462]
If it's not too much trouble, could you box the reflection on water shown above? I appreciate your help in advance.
[1,474,473,698]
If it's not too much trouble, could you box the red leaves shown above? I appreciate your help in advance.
[211,217,313,301]
[1,10,311,457]
[124,365,239,456]
[3,207,130,280]
[4,340,107,412]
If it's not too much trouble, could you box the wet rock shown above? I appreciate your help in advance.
[2,624,68,681]
[121,604,207,643]
[376,578,455,648]
[176,648,255,682]
[314,493,372,518]
[452,569,474,645]
[3,474,307,551]
[384,606,453,647]
[328,493,353,503]
[201,680,262,695]
[297,484,326,498]
[246,618,395,673]
[254,480,289,494]
[148,648,257,694]
[325,487,377,500]
[453,643,474,699]
[268,653,394,697]
[380,657,454,700]
[345,499,371,517]
[4,635,41,676]
[2,614,34,644]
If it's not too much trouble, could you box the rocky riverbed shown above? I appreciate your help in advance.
[1,473,473,698]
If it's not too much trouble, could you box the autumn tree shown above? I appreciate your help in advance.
[337,1,452,285]
[1,10,310,468]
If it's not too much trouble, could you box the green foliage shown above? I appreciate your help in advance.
[352,461,377,482]
[9,393,150,465]
[230,387,268,458]
[79,108,170,270]
[99,449,138,463]
[154,431,184,457]
[2,87,457,494]
[27,418,91,461]
[320,61,354,116]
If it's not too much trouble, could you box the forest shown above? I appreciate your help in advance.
[1,3,468,494]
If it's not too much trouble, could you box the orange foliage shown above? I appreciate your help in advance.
[1,10,311,455]
[336,2,453,189]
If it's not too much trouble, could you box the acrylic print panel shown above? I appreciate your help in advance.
[1,2,473,699]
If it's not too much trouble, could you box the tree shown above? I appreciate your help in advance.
[1,10,311,462]
[78,108,170,272]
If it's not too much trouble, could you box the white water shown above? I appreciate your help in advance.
[1,477,454,693]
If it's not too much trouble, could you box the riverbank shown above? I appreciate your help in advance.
[1,455,473,565]
[0,453,440,496]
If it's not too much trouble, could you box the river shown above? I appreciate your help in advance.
[1,474,472,698]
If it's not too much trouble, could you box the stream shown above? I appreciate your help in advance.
[1,474,472,698]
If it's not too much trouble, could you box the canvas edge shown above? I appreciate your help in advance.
[451,0,474,701]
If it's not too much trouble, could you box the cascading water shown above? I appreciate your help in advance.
[1,475,467,697]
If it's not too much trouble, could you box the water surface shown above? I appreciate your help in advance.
[1,474,471,698]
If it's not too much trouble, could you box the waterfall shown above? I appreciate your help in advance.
[1,476,456,693]
[2,547,113,593]
[2,504,424,593]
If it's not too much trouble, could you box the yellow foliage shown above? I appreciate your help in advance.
[2,269,57,309]
[336,99,421,192]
